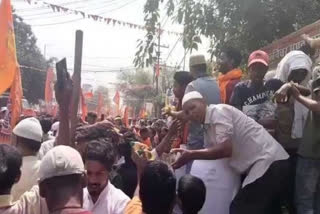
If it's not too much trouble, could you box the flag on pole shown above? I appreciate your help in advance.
[96,92,103,117]
[113,90,120,115]
[0,0,19,96]
[45,67,54,113]
[10,67,22,128]
[80,89,88,121]
[155,64,160,77]
[123,106,129,127]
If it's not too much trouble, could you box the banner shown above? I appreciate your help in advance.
[45,67,55,113]
[0,0,18,95]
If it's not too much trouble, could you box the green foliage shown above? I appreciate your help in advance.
[136,0,320,67]
[13,14,48,104]
[117,69,156,116]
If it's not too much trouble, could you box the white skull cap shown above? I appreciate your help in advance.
[182,91,203,108]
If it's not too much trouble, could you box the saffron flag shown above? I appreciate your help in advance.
[113,90,120,115]
[45,67,54,103]
[80,89,88,121]
[10,68,22,128]
[96,92,103,117]
[123,106,129,127]
[0,0,18,96]
[155,64,160,77]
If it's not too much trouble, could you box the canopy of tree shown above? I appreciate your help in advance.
[135,0,320,67]
[14,13,48,104]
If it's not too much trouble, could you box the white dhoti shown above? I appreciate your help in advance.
[191,159,240,214]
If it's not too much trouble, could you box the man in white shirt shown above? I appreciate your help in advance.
[172,91,291,214]
[11,117,43,202]
[83,139,130,214]
[0,144,48,214]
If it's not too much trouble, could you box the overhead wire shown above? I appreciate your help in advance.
[18,0,134,20]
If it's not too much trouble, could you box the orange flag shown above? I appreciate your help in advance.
[10,68,22,128]
[123,106,129,127]
[113,90,120,115]
[96,92,103,117]
[80,89,88,121]
[0,0,19,96]
[155,64,160,77]
[45,67,54,103]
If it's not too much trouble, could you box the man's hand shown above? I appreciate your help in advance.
[290,84,301,99]
[55,72,73,112]
[171,148,193,169]
[273,83,291,103]
[131,148,149,175]
[168,119,182,136]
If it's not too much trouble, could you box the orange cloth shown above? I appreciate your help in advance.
[0,0,18,96]
[218,68,242,103]
[80,89,88,121]
[123,106,129,128]
[125,196,143,214]
[10,64,22,128]
[142,138,151,148]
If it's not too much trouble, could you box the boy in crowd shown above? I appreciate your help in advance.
[0,144,47,214]
[230,50,283,132]
[125,160,176,214]
[139,127,151,148]
[87,112,98,125]
[177,175,206,214]
[291,78,320,214]
[11,117,43,201]
[83,140,130,214]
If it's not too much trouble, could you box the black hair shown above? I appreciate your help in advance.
[174,71,194,86]
[140,161,176,214]
[87,112,98,119]
[140,127,149,135]
[18,136,41,152]
[222,47,242,68]
[84,140,116,171]
[40,174,83,207]
[178,175,206,214]
[40,118,52,134]
[0,144,22,192]
[299,43,316,57]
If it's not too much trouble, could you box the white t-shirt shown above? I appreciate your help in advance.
[83,181,130,214]
[204,104,289,187]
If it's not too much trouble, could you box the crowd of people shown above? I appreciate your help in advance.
[1,34,320,214]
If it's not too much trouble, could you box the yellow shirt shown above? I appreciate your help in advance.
[124,196,143,214]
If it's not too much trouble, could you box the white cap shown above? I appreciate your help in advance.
[182,91,203,107]
[189,55,206,67]
[39,145,85,182]
[13,117,43,142]
[0,107,7,112]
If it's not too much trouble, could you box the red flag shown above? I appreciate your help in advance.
[113,90,120,105]
[155,64,160,77]
[113,91,120,115]
[45,67,54,103]
[80,89,88,121]
[45,67,54,114]
[96,92,103,117]
[123,106,130,127]
[10,68,23,128]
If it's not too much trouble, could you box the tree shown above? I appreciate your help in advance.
[136,0,320,67]
[13,13,48,104]
[87,86,111,113]
[117,69,157,117]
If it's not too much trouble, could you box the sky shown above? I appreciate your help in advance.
[11,0,211,95]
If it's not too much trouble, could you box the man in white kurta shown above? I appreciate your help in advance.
[173,91,290,214]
